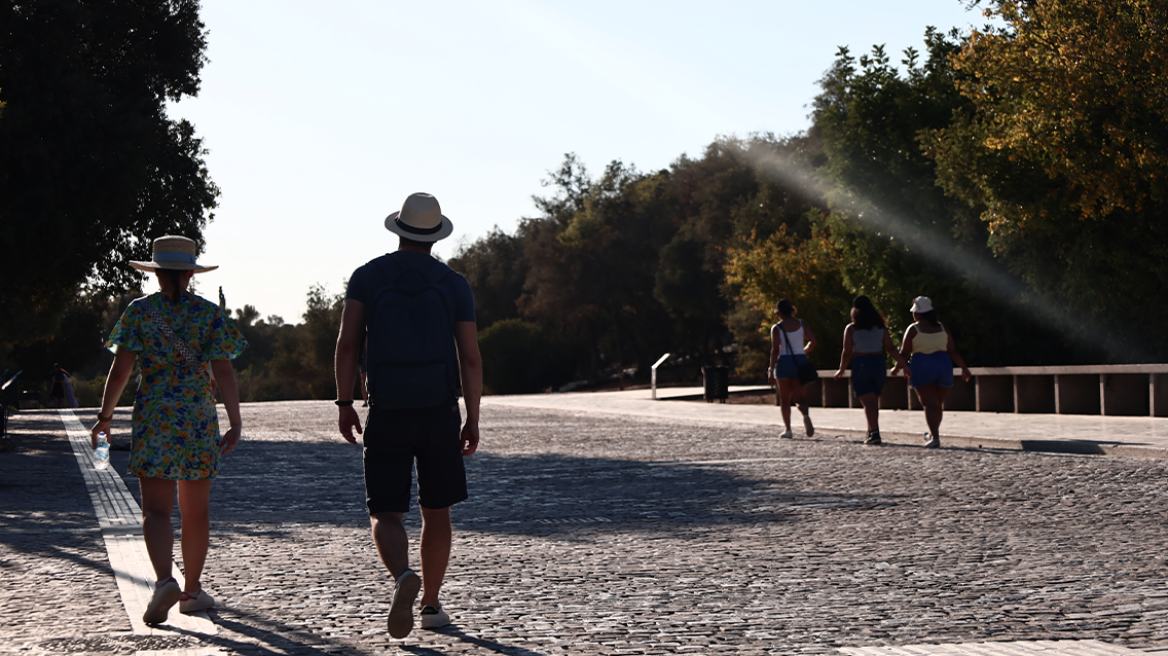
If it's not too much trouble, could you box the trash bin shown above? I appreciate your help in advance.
[702,366,729,403]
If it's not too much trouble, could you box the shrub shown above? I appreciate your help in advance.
[478,319,576,394]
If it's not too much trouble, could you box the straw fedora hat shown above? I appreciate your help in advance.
[384,192,454,242]
[129,235,218,273]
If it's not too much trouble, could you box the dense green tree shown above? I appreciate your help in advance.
[267,285,345,400]
[810,32,1076,365]
[927,0,1168,360]
[448,228,527,330]
[477,319,576,394]
[0,0,219,361]
[519,157,678,374]
[662,135,827,363]
[453,140,831,386]
[725,222,852,373]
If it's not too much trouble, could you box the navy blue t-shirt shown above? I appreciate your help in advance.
[346,251,476,324]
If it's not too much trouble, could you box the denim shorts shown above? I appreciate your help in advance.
[774,354,809,380]
[851,353,887,397]
[909,351,954,388]
[362,399,468,514]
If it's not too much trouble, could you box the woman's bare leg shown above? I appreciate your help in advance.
[140,477,177,582]
[859,393,880,433]
[777,379,793,430]
[915,385,944,438]
[792,380,808,415]
[177,479,212,594]
[932,386,950,437]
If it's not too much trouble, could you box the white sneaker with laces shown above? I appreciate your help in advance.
[420,604,451,630]
[802,412,814,437]
[143,577,182,625]
[780,429,793,439]
[180,589,215,613]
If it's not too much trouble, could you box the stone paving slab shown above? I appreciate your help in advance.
[840,639,1146,655]
[3,401,1168,655]
[485,388,1168,458]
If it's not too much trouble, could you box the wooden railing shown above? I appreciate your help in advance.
[807,364,1168,417]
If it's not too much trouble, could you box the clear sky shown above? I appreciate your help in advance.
[173,0,991,323]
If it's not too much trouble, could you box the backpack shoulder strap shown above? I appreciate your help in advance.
[372,255,403,287]
[421,259,457,324]
[423,258,454,284]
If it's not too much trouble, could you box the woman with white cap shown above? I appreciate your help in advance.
[90,235,247,624]
[892,296,971,448]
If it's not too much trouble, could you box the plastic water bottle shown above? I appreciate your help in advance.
[95,432,110,470]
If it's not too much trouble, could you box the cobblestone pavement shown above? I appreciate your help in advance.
[2,401,1168,655]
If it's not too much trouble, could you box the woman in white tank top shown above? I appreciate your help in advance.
[767,299,818,439]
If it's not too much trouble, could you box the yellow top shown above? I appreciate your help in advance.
[912,324,948,355]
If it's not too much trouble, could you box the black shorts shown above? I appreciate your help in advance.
[362,400,468,515]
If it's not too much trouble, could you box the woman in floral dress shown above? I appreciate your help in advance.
[91,235,247,625]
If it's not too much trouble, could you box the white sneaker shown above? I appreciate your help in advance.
[388,569,421,638]
[179,589,215,613]
[420,604,451,630]
[802,412,814,437]
[780,429,793,439]
[143,577,182,625]
[923,432,940,449]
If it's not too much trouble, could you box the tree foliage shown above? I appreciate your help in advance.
[477,319,576,395]
[447,228,527,331]
[448,137,829,389]
[806,32,1080,365]
[725,223,851,373]
[926,0,1168,357]
[0,0,219,358]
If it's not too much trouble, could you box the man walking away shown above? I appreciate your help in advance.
[335,192,482,638]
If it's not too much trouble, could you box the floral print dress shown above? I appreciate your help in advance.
[107,292,247,480]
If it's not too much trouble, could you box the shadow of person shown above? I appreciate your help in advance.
[155,609,349,656]
[401,626,549,656]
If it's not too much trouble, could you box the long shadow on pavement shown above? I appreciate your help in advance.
[402,626,549,656]
[0,411,123,576]
[197,438,893,537]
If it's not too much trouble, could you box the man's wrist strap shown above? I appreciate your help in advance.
[335,400,354,406]
[97,411,113,422]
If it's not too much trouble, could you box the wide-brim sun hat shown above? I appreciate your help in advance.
[384,192,454,242]
[910,296,934,313]
[129,235,218,273]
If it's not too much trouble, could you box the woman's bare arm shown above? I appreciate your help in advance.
[91,348,136,448]
[947,332,972,382]
[834,325,854,380]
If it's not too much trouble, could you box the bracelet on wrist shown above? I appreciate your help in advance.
[97,411,113,422]
[335,400,354,406]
